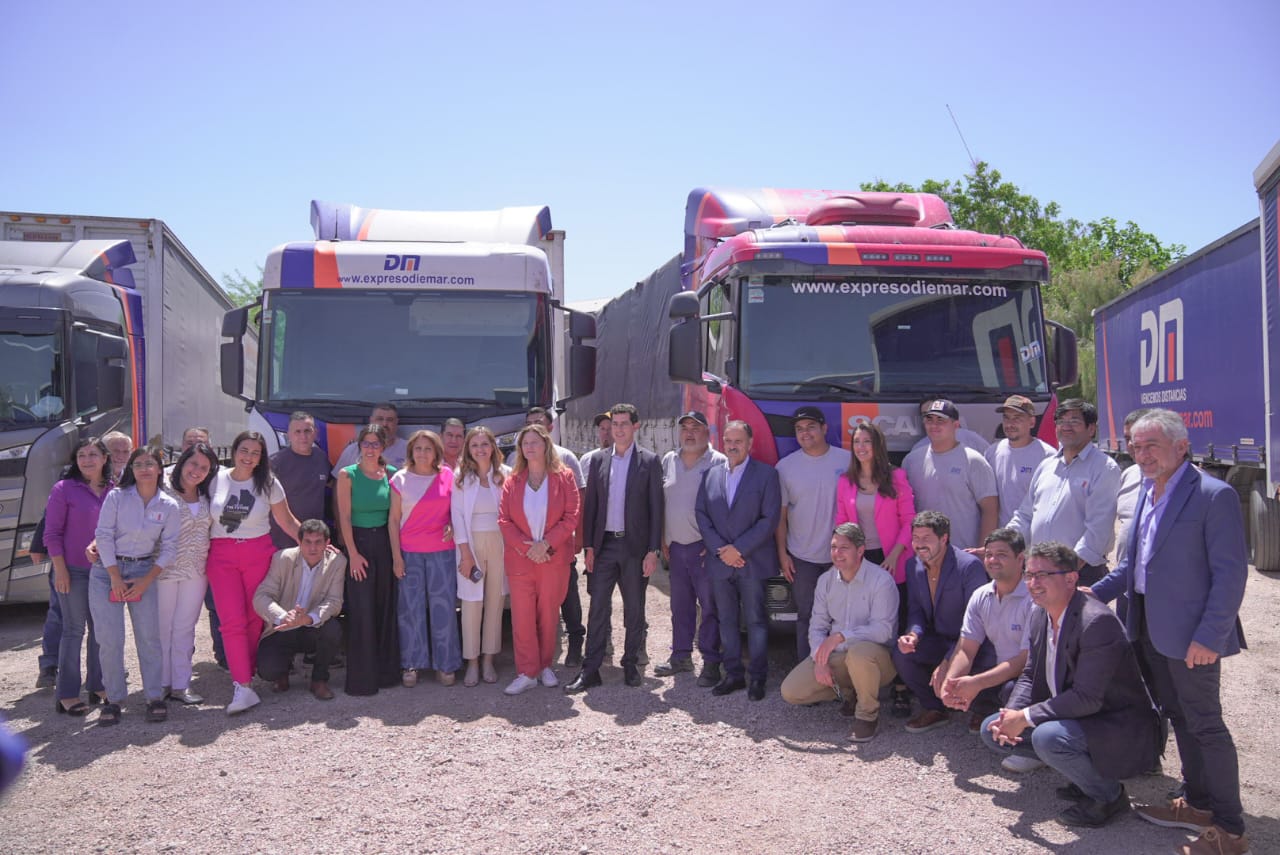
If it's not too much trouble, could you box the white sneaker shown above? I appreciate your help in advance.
[539,667,558,687]
[504,674,538,695]
[226,683,260,715]
[1001,754,1045,773]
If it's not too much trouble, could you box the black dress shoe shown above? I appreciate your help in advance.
[623,664,642,687]
[748,679,766,701]
[1056,782,1088,802]
[696,663,722,688]
[564,670,602,694]
[712,676,747,696]
[564,638,584,669]
[1058,786,1130,827]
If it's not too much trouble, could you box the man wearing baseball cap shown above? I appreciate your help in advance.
[775,406,852,662]
[902,400,999,551]
[656,411,727,684]
[985,396,1055,527]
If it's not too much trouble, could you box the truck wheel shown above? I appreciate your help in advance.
[1227,467,1262,548]
[1250,481,1280,572]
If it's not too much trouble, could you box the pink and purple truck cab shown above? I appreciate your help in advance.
[668,187,1076,464]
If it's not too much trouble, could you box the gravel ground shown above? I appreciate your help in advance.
[2,564,1277,855]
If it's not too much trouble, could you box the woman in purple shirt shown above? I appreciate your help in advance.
[45,437,111,715]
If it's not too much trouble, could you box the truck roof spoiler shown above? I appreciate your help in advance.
[310,200,554,247]
[0,238,137,288]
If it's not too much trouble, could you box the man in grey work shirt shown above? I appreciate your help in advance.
[780,522,899,743]
[984,395,1055,526]
[655,411,727,684]
[903,399,999,551]
[775,405,852,662]
[1007,399,1121,586]
[940,527,1033,739]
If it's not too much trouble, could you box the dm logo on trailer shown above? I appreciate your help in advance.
[1139,298,1184,386]
[384,254,421,271]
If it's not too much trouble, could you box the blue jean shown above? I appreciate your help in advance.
[89,559,165,703]
[40,569,63,670]
[981,712,1122,804]
[398,549,461,672]
[713,572,768,682]
[54,565,104,700]
[668,541,720,663]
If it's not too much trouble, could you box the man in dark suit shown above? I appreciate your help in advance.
[984,541,1160,828]
[695,421,781,700]
[1092,409,1250,855]
[567,403,664,692]
[891,510,990,733]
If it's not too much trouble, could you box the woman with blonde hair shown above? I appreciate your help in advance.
[389,430,460,687]
[498,424,580,695]
[451,426,510,687]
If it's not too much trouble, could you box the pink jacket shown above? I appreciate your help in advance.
[835,467,916,584]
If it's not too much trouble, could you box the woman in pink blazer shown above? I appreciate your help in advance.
[835,421,916,715]
[498,424,580,696]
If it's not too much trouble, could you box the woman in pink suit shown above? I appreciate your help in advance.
[835,422,916,716]
[498,424,580,696]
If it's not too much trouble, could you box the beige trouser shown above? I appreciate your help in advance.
[780,641,897,721]
[460,530,505,659]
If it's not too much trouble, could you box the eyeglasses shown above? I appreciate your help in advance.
[1023,569,1074,582]
[1054,417,1086,427]
[359,441,383,449]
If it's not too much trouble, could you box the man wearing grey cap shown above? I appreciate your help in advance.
[984,396,1055,527]
[775,406,852,662]
[655,412,727,684]
[903,400,999,551]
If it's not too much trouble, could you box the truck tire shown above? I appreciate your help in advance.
[1250,481,1280,572]
[1226,467,1262,548]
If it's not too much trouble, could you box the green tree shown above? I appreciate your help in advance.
[221,267,263,308]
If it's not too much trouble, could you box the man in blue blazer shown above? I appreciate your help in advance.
[1092,409,1249,855]
[891,510,991,733]
[695,421,781,701]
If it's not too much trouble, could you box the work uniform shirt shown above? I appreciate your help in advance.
[777,445,852,563]
[662,447,726,546]
[984,438,1055,526]
[1009,443,1121,567]
[903,443,998,551]
[95,485,182,569]
[960,579,1033,663]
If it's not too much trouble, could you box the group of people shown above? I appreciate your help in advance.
[31,397,1250,854]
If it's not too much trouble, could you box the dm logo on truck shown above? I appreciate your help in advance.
[1139,298,1184,386]
[383,254,421,272]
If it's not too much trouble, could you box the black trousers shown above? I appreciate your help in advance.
[583,538,647,672]
[560,559,585,641]
[343,525,400,695]
[258,620,343,682]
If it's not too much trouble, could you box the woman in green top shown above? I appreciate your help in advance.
[336,423,400,695]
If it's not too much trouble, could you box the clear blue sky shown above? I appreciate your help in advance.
[3,1,1278,302]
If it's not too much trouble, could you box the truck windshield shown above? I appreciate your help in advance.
[0,330,64,425]
[262,290,552,415]
[737,275,1046,396]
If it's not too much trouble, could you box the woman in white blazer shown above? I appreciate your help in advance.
[451,426,511,687]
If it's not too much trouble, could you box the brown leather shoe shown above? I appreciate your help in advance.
[904,708,950,733]
[272,676,290,693]
[848,717,878,743]
[1137,797,1215,832]
[1178,826,1251,855]
[309,680,334,701]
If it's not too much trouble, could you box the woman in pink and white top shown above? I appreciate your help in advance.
[450,426,511,687]
[389,430,460,687]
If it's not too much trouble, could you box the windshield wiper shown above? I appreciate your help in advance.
[748,381,871,397]
[890,384,1009,397]
[391,397,504,406]
[274,397,384,409]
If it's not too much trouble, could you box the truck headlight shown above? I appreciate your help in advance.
[0,443,32,460]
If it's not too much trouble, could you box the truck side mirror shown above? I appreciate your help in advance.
[222,305,251,338]
[668,292,699,320]
[96,334,126,412]
[220,305,253,402]
[669,317,702,384]
[1046,320,1079,388]
[569,343,597,398]
[567,309,596,341]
